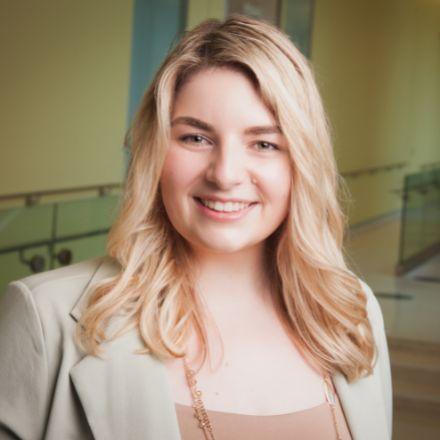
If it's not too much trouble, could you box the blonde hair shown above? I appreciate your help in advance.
[76,13,375,383]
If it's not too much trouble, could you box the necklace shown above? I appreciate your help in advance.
[183,356,343,440]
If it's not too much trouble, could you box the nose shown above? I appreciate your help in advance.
[205,140,247,189]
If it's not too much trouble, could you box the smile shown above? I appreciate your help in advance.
[196,197,254,212]
[193,197,258,221]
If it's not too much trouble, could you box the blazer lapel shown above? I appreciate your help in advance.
[68,256,389,440]
[333,370,389,440]
[69,256,181,440]
[69,329,182,440]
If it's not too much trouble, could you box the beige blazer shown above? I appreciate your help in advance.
[0,255,393,440]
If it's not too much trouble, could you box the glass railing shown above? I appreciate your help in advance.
[397,168,440,274]
[0,185,121,295]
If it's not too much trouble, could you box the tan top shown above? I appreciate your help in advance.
[175,391,353,440]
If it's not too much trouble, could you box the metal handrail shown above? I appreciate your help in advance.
[0,228,110,256]
[0,184,122,271]
[421,161,440,171]
[341,161,407,179]
[390,180,440,195]
[0,182,123,206]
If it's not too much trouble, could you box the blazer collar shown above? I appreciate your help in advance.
[69,256,389,440]
[69,255,121,323]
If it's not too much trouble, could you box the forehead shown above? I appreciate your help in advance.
[171,67,278,128]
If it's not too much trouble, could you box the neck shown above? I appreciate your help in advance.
[192,242,274,310]
[184,241,288,373]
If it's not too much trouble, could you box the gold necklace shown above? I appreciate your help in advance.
[183,356,343,440]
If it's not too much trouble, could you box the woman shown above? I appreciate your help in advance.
[0,14,392,440]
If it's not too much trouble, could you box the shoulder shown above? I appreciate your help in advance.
[0,257,116,439]
[356,277,387,360]
[0,255,120,377]
[0,256,121,345]
[357,277,393,436]
[17,255,104,296]
[2,256,104,319]
[357,277,385,329]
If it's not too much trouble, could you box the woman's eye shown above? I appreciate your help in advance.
[256,141,279,151]
[179,134,210,145]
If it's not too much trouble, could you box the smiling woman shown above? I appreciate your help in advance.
[0,13,392,440]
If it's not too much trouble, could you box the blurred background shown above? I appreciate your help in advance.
[0,1,439,438]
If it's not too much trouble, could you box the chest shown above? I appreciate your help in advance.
[164,312,329,416]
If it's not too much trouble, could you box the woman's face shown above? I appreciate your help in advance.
[160,67,292,255]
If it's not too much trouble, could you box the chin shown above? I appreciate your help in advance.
[188,235,244,254]
[196,238,249,254]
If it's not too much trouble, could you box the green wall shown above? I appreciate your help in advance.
[186,0,225,29]
[0,1,134,290]
[311,0,440,224]
[0,1,134,197]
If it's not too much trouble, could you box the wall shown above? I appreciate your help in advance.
[0,1,134,197]
[186,0,225,29]
[129,0,186,121]
[311,0,440,223]
[0,1,134,290]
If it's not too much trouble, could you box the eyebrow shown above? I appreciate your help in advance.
[171,116,282,135]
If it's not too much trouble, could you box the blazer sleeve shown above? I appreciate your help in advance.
[0,281,50,440]
[360,279,393,439]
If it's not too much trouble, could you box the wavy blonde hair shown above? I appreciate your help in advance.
[76,13,375,383]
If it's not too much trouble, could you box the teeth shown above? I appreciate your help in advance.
[200,198,251,212]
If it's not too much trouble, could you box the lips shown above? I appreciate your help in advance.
[194,194,257,205]
[193,196,257,221]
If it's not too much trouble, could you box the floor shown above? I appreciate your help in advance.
[345,213,440,439]
[346,213,440,344]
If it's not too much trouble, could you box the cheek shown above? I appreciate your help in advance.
[160,148,199,199]
[261,162,292,209]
